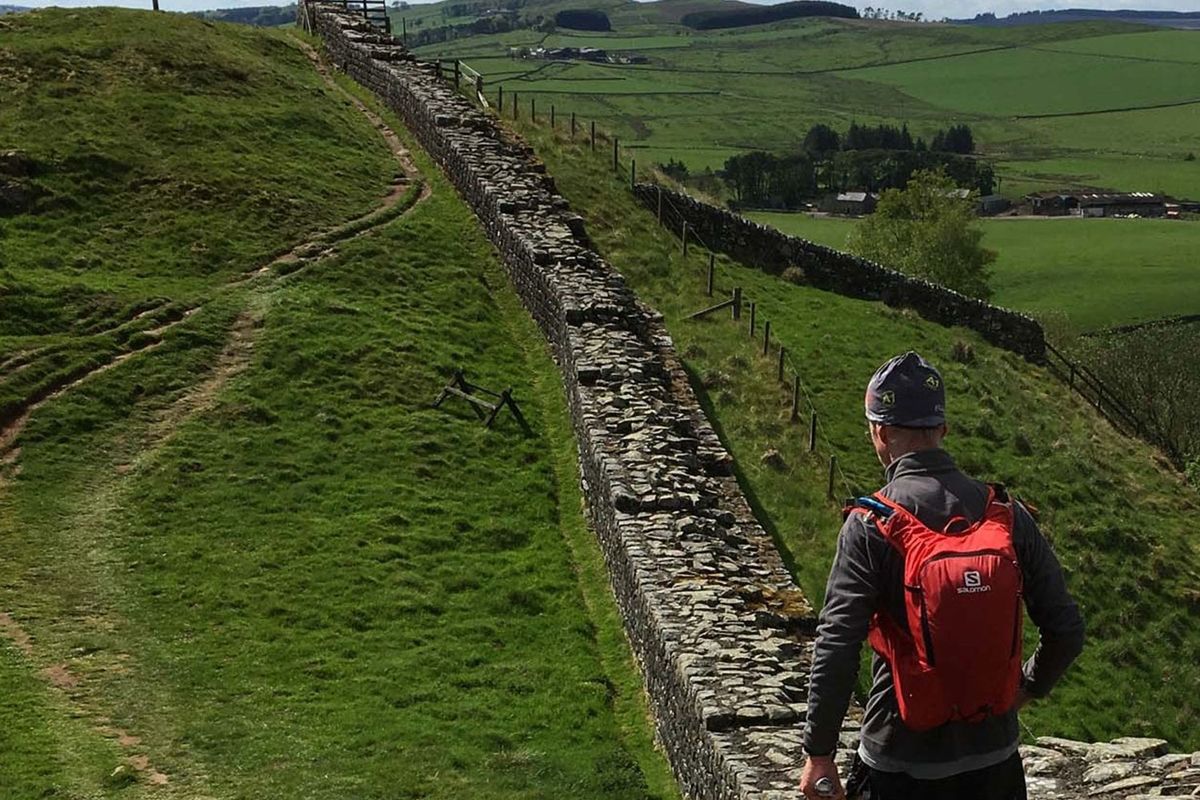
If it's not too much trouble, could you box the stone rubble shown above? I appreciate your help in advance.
[300,5,1190,797]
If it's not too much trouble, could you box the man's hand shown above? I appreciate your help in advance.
[800,754,845,799]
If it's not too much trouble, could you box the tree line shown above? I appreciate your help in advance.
[716,122,990,209]
[681,0,858,30]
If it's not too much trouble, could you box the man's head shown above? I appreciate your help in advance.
[864,351,948,467]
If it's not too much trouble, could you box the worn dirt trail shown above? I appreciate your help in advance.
[0,35,431,794]
[0,34,427,467]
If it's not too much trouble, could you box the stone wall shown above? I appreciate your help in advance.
[299,6,1199,798]
[635,185,1046,363]
[299,4,836,797]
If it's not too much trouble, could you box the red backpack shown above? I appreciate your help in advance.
[846,485,1024,731]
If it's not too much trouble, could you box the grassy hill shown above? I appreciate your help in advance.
[502,110,1200,750]
[0,9,675,797]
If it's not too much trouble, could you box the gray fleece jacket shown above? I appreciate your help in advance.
[802,449,1086,779]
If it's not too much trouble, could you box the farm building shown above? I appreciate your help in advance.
[977,194,1011,215]
[1025,191,1079,216]
[1076,192,1168,217]
[828,191,878,215]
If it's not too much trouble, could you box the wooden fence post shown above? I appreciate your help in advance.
[791,376,801,422]
[706,253,714,297]
[657,186,663,223]
[454,60,461,88]
[498,85,503,113]
[531,96,536,122]
[401,16,407,46]
[777,346,785,382]
[590,120,596,151]
[682,221,689,257]
[475,74,483,101]
[571,112,576,139]
[809,412,818,452]
[762,320,771,356]
[630,159,636,190]
[732,287,742,321]
[827,455,837,500]
[612,137,619,170]
[550,104,556,129]
[512,91,518,120]
[436,60,443,80]
[748,302,756,337]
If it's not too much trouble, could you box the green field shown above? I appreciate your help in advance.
[0,10,674,797]
[744,211,1200,331]
[507,110,1200,750]
[416,8,1200,197]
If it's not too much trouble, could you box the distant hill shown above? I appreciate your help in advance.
[190,4,296,27]
[953,9,1200,29]
[681,0,857,29]
[0,5,30,14]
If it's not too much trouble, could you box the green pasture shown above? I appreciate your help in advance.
[0,9,674,798]
[418,11,1200,201]
[1043,28,1200,62]
[852,47,1200,117]
[510,110,1200,750]
[746,211,1200,331]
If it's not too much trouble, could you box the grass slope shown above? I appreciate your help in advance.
[744,211,1200,332]
[0,9,676,798]
[506,111,1200,749]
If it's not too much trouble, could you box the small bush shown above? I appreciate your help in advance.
[1186,457,1200,489]
[1013,431,1034,456]
[781,266,806,285]
[1186,152,1196,162]
[950,340,975,364]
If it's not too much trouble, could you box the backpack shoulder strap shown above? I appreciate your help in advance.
[842,494,896,522]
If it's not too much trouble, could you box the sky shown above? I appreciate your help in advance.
[9,0,1200,20]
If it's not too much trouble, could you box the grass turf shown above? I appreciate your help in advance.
[506,110,1200,750]
[0,10,677,798]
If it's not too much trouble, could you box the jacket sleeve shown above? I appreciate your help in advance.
[803,514,881,755]
[1014,502,1086,698]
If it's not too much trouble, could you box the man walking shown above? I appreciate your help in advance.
[799,352,1085,799]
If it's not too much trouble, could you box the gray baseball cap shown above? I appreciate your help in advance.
[864,351,946,428]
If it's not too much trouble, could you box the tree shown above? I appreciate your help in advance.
[848,169,995,299]
[803,123,840,155]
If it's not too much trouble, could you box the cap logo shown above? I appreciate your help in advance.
[924,375,940,390]
[880,390,895,407]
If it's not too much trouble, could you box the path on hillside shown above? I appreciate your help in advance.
[0,34,428,475]
[0,34,431,794]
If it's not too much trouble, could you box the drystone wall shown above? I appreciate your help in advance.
[300,6,1200,798]
[300,5,838,798]
[635,185,1046,363]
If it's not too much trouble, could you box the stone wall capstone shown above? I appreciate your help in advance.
[299,6,1198,797]
[634,184,1046,363]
